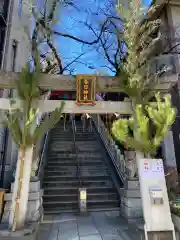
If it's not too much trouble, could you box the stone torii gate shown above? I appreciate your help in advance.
[0,70,178,233]
[0,71,177,114]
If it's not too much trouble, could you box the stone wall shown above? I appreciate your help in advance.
[2,180,43,224]
[120,179,143,220]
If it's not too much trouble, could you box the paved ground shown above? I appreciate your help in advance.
[37,211,141,240]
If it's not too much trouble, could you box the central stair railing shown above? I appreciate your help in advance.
[71,116,81,187]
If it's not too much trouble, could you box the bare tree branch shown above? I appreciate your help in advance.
[46,39,63,73]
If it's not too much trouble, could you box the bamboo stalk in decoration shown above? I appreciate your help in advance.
[5,56,65,231]
[12,146,26,232]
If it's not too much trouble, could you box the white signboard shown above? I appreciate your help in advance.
[138,158,176,239]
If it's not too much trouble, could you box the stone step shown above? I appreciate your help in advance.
[44,175,109,181]
[50,131,73,135]
[88,200,120,208]
[46,158,105,163]
[44,186,78,195]
[47,159,104,165]
[46,162,77,167]
[75,147,102,152]
[46,157,104,162]
[44,186,117,195]
[43,180,113,188]
[50,136,96,141]
[45,166,76,171]
[51,131,94,135]
[45,165,107,171]
[49,141,74,146]
[49,141,101,146]
[50,136,95,140]
[49,149,102,154]
[47,156,104,161]
[43,192,118,202]
[44,199,119,206]
[44,170,109,177]
[44,203,120,214]
[43,201,78,211]
[44,208,77,214]
[50,139,97,143]
[45,166,106,172]
[48,153,103,158]
[50,128,72,131]
[75,140,99,144]
[46,161,105,167]
[43,193,78,202]
[44,206,120,215]
[45,170,77,175]
[50,130,73,134]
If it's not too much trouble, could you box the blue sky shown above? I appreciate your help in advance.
[54,0,152,75]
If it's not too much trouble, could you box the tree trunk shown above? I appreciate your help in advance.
[9,146,34,231]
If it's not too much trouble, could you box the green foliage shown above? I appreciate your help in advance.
[3,60,65,148]
[117,1,167,102]
[15,61,40,101]
[170,201,180,217]
[33,102,65,144]
[111,1,176,155]
[112,93,176,155]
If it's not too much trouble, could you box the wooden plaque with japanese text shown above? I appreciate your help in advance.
[76,75,96,105]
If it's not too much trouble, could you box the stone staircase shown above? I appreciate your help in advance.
[42,120,121,215]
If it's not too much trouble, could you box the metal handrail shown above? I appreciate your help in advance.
[36,131,49,177]
[71,117,81,186]
[91,114,125,182]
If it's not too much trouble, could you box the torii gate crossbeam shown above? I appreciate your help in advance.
[0,71,177,114]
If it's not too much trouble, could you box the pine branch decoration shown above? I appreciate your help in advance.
[112,93,176,155]
[3,57,65,148]
[117,1,169,102]
[33,101,65,144]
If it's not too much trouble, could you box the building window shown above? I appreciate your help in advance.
[12,40,18,72]
[18,0,22,18]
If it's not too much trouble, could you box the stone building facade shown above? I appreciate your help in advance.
[158,0,180,173]
[0,0,32,188]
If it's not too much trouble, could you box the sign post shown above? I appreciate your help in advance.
[138,158,176,240]
[79,188,87,213]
